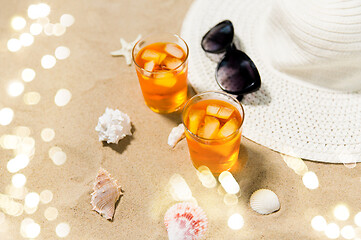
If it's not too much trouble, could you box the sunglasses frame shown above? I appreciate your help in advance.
[201,20,261,97]
[201,20,234,54]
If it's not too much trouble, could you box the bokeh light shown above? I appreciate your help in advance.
[281,154,308,176]
[15,137,35,158]
[54,89,72,106]
[20,218,34,237]
[7,154,30,173]
[41,128,55,142]
[0,108,14,126]
[30,23,43,35]
[53,23,66,36]
[21,68,36,82]
[24,92,41,105]
[7,38,21,52]
[40,190,53,204]
[354,212,361,227]
[19,33,34,47]
[1,195,24,216]
[13,126,31,137]
[25,222,41,238]
[28,4,39,19]
[51,150,67,166]
[302,171,319,190]
[223,193,238,206]
[25,192,40,208]
[41,55,56,69]
[340,225,355,239]
[37,17,49,26]
[24,205,38,215]
[217,184,226,195]
[7,81,25,97]
[0,134,19,149]
[324,223,340,239]
[311,215,327,232]
[44,207,58,221]
[218,171,240,194]
[12,173,27,188]
[11,16,26,30]
[5,184,27,200]
[44,23,54,36]
[56,222,70,238]
[49,146,62,158]
[37,3,51,17]
[333,204,350,221]
[55,46,70,60]
[7,203,24,216]
[28,3,50,19]
[20,218,33,233]
[60,14,75,27]
[227,213,244,230]
[196,166,217,188]
[169,174,192,201]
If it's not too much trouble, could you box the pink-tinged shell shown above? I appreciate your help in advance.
[164,202,208,240]
[91,168,122,220]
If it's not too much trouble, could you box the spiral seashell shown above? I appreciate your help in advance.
[250,189,280,215]
[164,202,208,240]
[91,168,123,220]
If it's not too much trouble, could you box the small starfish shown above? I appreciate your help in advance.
[110,34,142,66]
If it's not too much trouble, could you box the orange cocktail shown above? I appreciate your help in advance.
[132,33,188,113]
[182,92,245,174]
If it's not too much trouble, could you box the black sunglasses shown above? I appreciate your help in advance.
[201,20,261,99]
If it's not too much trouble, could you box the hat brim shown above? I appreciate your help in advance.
[181,0,361,163]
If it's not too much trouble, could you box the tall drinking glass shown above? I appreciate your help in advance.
[132,33,189,113]
[182,91,245,174]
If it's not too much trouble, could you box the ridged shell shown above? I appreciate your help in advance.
[250,189,280,215]
[91,168,122,220]
[164,202,208,240]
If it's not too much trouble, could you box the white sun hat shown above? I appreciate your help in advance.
[181,0,361,163]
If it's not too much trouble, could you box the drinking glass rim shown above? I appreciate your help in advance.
[182,91,245,141]
[131,32,189,74]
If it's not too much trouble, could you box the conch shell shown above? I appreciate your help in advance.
[91,168,122,220]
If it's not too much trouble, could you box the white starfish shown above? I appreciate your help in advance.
[110,34,142,66]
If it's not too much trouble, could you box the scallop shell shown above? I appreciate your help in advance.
[164,202,208,240]
[91,168,123,220]
[250,189,280,215]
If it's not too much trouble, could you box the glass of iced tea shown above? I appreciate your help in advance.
[182,91,245,174]
[132,33,189,113]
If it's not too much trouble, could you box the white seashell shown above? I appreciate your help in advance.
[250,189,280,215]
[95,108,132,144]
[91,168,123,220]
[167,124,185,148]
[164,202,208,240]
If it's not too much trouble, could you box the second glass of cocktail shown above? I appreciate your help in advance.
[132,33,188,113]
[182,91,245,174]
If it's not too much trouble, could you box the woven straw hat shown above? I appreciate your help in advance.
[181,0,361,163]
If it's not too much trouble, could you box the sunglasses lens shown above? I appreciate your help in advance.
[216,48,261,95]
[201,20,234,53]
